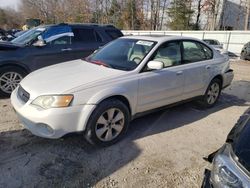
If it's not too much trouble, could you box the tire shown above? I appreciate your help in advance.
[84,99,130,147]
[198,78,222,108]
[240,51,249,60]
[0,66,27,97]
[240,53,246,60]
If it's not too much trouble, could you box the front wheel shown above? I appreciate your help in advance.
[198,78,222,108]
[84,99,130,146]
[0,67,27,97]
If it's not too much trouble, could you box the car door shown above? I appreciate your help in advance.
[65,27,104,60]
[22,25,75,71]
[26,35,73,71]
[137,41,184,113]
[181,40,214,100]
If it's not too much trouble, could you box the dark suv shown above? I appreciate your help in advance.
[0,23,123,96]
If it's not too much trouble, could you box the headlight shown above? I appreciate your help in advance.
[212,161,242,187]
[211,144,246,188]
[31,95,73,109]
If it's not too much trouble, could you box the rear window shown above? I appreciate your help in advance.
[105,30,123,39]
[72,28,101,42]
[204,39,219,45]
[183,41,213,63]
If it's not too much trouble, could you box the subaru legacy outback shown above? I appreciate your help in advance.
[11,36,234,146]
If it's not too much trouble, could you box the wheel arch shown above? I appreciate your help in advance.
[203,74,223,96]
[84,86,135,115]
[212,74,223,86]
[79,93,133,133]
[0,61,30,74]
[99,95,132,115]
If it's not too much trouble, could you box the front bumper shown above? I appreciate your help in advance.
[11,88,96,139]
[202,169,212,188]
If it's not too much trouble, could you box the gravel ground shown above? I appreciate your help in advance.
[0,60,249,188]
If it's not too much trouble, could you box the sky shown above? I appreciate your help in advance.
[0,0,20,10]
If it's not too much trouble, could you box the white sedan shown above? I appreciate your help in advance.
[11,36,234,146]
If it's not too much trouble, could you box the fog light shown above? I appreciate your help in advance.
[218,166,241,186]
[37,123,54,135]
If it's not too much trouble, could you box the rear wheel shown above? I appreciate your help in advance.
[198,78,222,108]
[84,99,130,146]
[0,67,27,97]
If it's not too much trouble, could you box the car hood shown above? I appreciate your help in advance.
[20,59,126,98]
[228,108,250,172]
[0,41,23,50]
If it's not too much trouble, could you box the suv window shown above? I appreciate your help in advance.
[152,41,181,68]
[183,41,212,63]
[50,36,71,45]
[105,30,123,39]
[204,39,219,45]
[72,28,100,42]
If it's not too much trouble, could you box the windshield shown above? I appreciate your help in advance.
[11,27,47,45]
[86,38,156,71]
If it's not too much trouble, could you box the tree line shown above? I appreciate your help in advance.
[0,0,249,30]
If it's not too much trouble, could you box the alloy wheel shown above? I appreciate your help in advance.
[95,108,125,142]
[0,72,23,94]
[207,82,220,105]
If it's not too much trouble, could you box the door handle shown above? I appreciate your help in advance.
[206,65,211,70]
[176,71,183,76]
[61,48,72,52]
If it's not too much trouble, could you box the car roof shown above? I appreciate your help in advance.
[37,23,116,29]
[121,35,203,43]
[203,39,219,42]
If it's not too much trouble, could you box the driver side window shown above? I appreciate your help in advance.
[152,41,181,68]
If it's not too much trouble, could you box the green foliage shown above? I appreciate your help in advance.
[167,0,194,30]
[91,11,100,23]
[108,0,124,28]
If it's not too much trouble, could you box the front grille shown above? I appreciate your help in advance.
[17,86,30,103]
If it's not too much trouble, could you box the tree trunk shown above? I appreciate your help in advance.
[245,0,250,30]
[195,0,202,30]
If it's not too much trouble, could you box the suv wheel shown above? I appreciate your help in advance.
[85,99,130,146]
[0,67,27,97]
[198,78,222,108]
[240,51,247,60]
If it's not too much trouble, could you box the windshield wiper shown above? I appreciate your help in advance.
[110,64,134,71]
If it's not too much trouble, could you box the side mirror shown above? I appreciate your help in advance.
[93,49,99,54]
[147,60,164,70]
[33,39,46,47]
